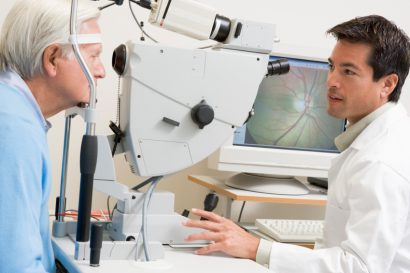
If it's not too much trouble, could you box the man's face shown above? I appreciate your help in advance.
[55,18,105,107]
[327,40,387,124]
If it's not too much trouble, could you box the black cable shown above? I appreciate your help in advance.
[113,203,121,214]
[237,201,246,223]
[98,2,116,10]
[131,176,159,191]
[128,0,158,43]
[107,196,112,220]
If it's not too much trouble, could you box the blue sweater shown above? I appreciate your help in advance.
[0,70,55,273]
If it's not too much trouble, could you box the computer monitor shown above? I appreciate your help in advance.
[208,45,346,195]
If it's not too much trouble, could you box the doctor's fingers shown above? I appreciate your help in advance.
[194,234,256,259]
[190,208,226,223]
[195,241,226,255]
[183,218,224,232]
[184,230,224,242]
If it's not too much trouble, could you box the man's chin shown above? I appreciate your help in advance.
[327,108,343,119]
[77,102,89,108]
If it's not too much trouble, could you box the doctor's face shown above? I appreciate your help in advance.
[326,40,387,124]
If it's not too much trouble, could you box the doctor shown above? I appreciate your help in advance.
[184,15,410,272]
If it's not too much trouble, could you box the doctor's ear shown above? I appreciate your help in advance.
[380,73,399,99]
[42,44,64,77]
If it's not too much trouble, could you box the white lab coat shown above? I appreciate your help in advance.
[268,103,410,273]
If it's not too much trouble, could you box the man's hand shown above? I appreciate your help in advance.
[183,208,260,260]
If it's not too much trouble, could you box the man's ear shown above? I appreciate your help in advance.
[42,44,62,77]
[380,73,399,99]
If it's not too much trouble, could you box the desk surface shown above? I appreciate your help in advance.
[188,175,327,206]
[52,236,270,273]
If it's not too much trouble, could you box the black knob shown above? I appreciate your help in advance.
[200,192,219,220]
[191,100,214,129]
[90,223,104,267]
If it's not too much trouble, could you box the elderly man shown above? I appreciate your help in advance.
[0,0,105,272]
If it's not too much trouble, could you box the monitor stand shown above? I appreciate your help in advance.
[225,173,310,195]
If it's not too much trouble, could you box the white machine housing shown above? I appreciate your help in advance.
[119,19,277,177]
[149,0,218,40]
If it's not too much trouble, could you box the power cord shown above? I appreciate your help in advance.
[237,201,246,223]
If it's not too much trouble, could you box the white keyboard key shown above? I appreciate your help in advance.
[255,219,323,243]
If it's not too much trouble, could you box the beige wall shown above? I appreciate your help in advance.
[1,0,410,222]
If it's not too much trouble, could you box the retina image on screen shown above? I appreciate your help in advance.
[235,57,343,152]
[222,56,346,195]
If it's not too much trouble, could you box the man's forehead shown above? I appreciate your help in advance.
[80,18,101,34]
[330,41,372,67]
[83,42,103,53]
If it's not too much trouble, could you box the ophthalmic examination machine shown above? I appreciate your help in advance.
[52,0,290,268]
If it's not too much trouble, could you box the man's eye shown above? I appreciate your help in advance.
[328,63,334,71]
[343,69,355,75]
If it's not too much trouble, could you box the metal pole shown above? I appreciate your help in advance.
[57,116,73,222]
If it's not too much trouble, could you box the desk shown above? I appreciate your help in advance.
[52,236,270,273]
[188,175,327,218]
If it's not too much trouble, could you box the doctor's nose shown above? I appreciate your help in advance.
[327,70,340,89]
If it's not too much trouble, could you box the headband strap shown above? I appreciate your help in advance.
[68,34,102,44]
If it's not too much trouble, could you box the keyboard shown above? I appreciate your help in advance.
[255,219,323,243]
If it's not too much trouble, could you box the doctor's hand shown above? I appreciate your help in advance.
[183,208,260,260]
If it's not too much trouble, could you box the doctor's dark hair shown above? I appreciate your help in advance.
[327,15,410,102]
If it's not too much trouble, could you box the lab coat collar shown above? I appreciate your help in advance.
[335,102,395,152]
[349,102,408,151]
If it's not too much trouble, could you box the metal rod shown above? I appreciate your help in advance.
[57,116,73,222]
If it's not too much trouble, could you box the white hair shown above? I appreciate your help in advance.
[0,0,100,79]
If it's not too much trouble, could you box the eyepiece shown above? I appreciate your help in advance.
[210,15,231,42]
[267,59,290,76]
[112,44,127,76]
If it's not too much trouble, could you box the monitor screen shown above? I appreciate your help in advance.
[208,50,346,195]
[233,56,345,153]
